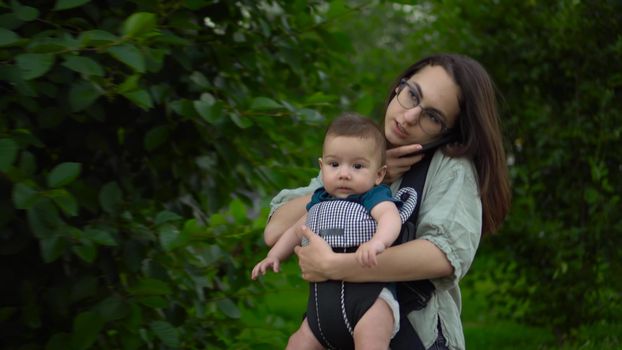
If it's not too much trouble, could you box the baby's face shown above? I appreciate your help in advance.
[319,135,385,198]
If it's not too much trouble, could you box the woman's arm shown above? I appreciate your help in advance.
[264,193,312,246]
[294,226,453,282]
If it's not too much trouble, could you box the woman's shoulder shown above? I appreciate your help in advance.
[429,150,477,179]
[269,173,323,211]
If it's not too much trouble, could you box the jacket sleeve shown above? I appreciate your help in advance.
[268,173,323,217]
[415,154,482,291]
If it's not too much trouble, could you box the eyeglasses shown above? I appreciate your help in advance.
[396,78,450,136]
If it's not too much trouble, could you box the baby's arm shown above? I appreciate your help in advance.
[252,214,307,279]
[356,201,402,267]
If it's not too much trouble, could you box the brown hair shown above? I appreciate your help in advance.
[384,54,511,235]
[325,112,387,166]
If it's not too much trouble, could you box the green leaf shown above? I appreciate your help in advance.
[72,242,97,263]
[53,0,91,11]
[128,278,172,296]
[48,189,78,216]
[69,81,103,112]
[229,198,247,222]
[170,99,199,119]
[79,30,118,46]
[13,182,39,209]
[27,199,62,239]
[84,228,117,246]
[193,93,225,124]
[0,138,18,171]
[138,296,168,308]
[27,37,79,53]
[98,182,122,214]
[122,12,157,38]
[158,224,180,251]
[189,71,211,88]
[122,89,154,110]
[181,218,205,238]
[107,44,145,72]
[62,55,104,77]
[144,126,169,151]
[150,321,180,348]
[231,113,253,128]
[217,298,241,319]
[116,74,140,93]
[12,3,39,21]
[0,28,19,47]
[47,162,81,188]
[249,97,283,110]
[40,236,66,263]
[154,210,182,225]
[94,297,127,322]
[298,108,324,123]
[16,53,55,80]
[71,311,104,350]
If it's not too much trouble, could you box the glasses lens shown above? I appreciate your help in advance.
[397,82,444,135]
[419,113,443,135]
[397,84,414,109]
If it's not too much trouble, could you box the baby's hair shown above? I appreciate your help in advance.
[325,112,387,165]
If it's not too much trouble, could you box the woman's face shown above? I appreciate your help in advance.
[384,65,461,147]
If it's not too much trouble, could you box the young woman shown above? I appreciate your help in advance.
[264,53,512,350]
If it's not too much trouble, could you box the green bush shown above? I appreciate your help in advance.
[0,1,352,348]
[2,1,621,348]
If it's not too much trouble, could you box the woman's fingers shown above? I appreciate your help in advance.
[385,144,425,183]
[386,144,422,159]
[294,226,331,282]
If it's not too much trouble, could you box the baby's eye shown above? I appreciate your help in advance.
[328,161,339,167]
[353,163,365,170]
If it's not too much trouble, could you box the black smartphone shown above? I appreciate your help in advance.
[403,134,457,157]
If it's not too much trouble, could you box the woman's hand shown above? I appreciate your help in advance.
[293,226,335,282]
[384,144,425,184]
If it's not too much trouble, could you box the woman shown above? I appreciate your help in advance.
[264,54,511,350]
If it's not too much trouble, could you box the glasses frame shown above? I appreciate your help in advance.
[396,78,451,136]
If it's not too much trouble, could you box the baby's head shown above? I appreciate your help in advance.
[319,113,387,198]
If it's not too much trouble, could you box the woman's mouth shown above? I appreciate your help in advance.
[393,120,409,138]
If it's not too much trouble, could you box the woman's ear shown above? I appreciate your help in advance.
[375,165,387,185]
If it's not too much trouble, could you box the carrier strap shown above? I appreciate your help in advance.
[390,154,435,350]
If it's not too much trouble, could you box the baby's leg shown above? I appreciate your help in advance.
[286,317,325,350]
[353,298,394,350]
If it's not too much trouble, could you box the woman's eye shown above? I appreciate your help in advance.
[408,88,421,105]
[424,112,443,125]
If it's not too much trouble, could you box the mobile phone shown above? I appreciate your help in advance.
[403,134,457,157]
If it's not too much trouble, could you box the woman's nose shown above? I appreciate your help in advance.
[403,107,422,126]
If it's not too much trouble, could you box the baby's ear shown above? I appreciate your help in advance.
[376,165,387,185]
[318,157,323,170]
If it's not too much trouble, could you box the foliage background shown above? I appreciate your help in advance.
[0,0,620,349]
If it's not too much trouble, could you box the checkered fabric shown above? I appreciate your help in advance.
[305,187,417,248]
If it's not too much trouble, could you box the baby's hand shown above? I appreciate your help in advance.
[251,256,280,280]
[355,240,386,267]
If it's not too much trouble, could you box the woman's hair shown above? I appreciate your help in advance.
[325,112,387,166]
[383,53,511,235]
